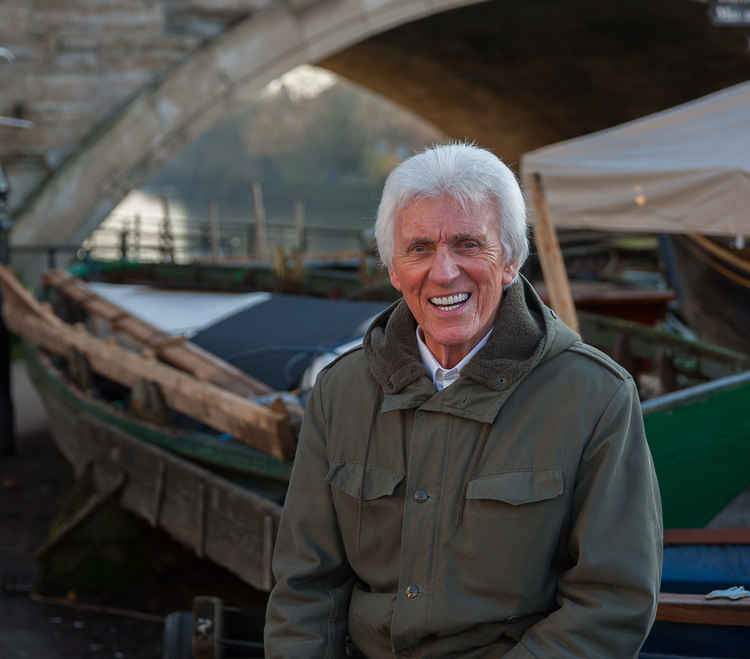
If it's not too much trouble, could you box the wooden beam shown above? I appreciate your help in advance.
[1,269,295,460]
[529,172,580,333]
[664,527,750,546]
[657,592,750,626]
[42,270,300,408]
[0,266,62,326]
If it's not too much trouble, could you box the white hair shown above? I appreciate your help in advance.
[374,143,528,273]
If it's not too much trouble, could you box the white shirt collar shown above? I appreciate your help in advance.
[416,327,493,391]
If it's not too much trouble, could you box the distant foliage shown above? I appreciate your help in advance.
[146,75,441,226]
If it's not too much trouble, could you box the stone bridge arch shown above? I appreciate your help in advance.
[6,0,750,282]
[9,0,485,265]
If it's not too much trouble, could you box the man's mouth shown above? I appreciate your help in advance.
[429,292,470,311]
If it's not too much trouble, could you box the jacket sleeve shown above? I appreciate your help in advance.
[264,375,355,658]
[504,377,663,659]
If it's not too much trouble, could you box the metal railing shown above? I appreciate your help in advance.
[84,215,371,264]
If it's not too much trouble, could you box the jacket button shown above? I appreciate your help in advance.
[405,584,420,599]
[413,489,429,503]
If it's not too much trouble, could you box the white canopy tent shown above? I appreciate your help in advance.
[519,81,750,331]
[521,80,750,236]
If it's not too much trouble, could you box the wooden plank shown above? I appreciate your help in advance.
[657,592,750,626]
[42,269,269,395]
[42,270,303,421]
[664,528,750,546]
[529,172,580,333]
[0,266,62,326]
[27,347,292,483]
[1,278,295,460]
[29,353,285,589]
[73,412,282,591]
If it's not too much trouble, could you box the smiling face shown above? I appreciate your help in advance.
[388,195,518,369]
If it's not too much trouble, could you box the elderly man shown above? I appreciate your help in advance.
[265,144,662,658]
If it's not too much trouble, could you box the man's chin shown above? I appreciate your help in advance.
[424,330,477,353]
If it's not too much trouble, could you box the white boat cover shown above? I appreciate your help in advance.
[88,283,271,337]
[520,81,750,236]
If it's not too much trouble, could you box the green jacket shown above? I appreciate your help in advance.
[265,278,662,658]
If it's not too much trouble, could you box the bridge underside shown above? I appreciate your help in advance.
[321,0,750,170]
[4,0,749,277]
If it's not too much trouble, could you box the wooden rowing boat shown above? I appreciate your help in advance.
[640,528,750,659]
[0,263,389,592]
[2,260,749,591]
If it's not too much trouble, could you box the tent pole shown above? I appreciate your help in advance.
[530,172,580,334]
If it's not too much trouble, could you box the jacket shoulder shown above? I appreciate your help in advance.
[319,344,366,379]
[316,345,375,396]
[565,341,632,382]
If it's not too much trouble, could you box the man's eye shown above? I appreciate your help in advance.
[461,241,479,249]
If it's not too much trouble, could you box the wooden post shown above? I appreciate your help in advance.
[119,223,129,261]
[529,172,580,334]
[133,214,141,261]
[252,182,268,261]
[294,200,306,254]
[160,196,175,264]
[209,202,220,264]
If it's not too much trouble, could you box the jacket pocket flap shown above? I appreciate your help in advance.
[466,469,563,505]
[327,463,404,501]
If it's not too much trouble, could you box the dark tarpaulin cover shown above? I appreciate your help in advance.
[190,293,388,391]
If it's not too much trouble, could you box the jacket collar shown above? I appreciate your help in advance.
[364,276,579,419]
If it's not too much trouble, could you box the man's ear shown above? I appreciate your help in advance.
[388,266,402,293]
[501,262,518,287]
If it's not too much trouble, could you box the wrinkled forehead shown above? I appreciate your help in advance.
[400,189,497,217]
[395,193,500,237]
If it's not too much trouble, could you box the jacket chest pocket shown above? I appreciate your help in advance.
[327,462,404,501]
[461,469,564,534]
[462,468,565,546]
[327,463,405,563]
[459,469,566,599]
[466,469,563,506]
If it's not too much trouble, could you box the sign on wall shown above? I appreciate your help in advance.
[710,0,750,26]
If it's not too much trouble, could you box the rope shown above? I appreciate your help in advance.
[687,234,750,275]
[681,237,750,290]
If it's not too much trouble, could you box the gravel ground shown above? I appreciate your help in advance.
[1,362,267,659]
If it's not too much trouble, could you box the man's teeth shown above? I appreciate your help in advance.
[430,293,469,309]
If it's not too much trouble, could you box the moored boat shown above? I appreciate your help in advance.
[641,528,750,659]
[4,259,750,659]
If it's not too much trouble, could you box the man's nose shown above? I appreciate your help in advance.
[429,246,460,284]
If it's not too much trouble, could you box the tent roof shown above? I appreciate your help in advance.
[520,81,750,236]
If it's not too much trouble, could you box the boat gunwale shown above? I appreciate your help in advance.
[642,370,750,416]
[23,342,292,485]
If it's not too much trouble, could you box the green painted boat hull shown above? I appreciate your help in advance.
[644,372,750,528]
